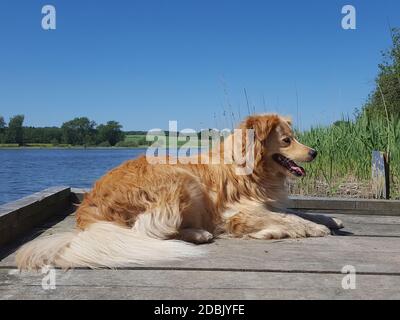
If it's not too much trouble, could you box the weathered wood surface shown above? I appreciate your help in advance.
[1,208,400,299]
[0,187,71,247]
[289,196,400,216]
[3,235,400,273]
[2,270,399,300]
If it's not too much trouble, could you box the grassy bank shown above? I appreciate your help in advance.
[292,114,400,199]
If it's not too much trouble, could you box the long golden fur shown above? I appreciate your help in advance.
[16,114,343,269]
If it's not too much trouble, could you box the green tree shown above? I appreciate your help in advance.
[363,28,400,118]
[61,117,97,146]
[7,115,24,145]
[0,116,5,131]
[97,121,124,146]
[0,116,6,143]
[23,127,62,144]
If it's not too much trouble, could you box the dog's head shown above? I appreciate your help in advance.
[239,114,317,177]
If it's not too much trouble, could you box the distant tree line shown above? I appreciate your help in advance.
[0,115,125,147]
[124,130,148,136]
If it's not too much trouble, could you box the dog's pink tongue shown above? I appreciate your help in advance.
[291,164,306,177]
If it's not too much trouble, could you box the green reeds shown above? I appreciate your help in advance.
[293,113,400,198]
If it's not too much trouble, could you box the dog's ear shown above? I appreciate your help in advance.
[241,114,280,141]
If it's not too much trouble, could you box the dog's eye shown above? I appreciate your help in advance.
[282,137,291,144]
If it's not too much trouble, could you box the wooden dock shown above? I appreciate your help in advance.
[1,187,400,299]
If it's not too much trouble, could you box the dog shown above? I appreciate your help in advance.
[16,114,343,269]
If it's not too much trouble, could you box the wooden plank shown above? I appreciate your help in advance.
[1,269,400,300]
[164,237,400,274]
[1,200,399,300]
[29,212,400,237]
[2,235,400,274]
[371,150,390,199]
[70,188,89,203]
[2,211,400,269]
[289,195,400,210]
[2,187,399,301]
[288,196,400,216]
[296,209,400,217]
[299,212,400,237]
[329,213,400,225]
[0,187,71,247]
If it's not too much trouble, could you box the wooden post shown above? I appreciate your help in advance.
[371,151,390,199]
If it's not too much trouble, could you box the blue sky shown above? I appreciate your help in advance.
[0,0,399,131]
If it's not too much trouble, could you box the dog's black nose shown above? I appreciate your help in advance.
[309,149,317,159]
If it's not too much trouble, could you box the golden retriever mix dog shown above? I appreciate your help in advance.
[16,114,343,269]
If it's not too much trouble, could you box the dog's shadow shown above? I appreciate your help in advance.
[331,229,353,236]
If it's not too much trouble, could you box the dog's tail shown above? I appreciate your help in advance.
[16,221,204,270]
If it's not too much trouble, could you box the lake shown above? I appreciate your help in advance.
[0,148,147,205]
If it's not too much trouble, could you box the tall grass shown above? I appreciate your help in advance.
[293,114,400,198]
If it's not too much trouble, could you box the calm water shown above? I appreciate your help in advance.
[0,148,147,205]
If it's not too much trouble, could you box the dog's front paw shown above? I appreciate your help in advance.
[247,220,331,240]
[248,226,290,240]
[304,222,331,237]
[178,229,214,244]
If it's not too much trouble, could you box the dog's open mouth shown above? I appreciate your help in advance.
[272,154,306,177]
